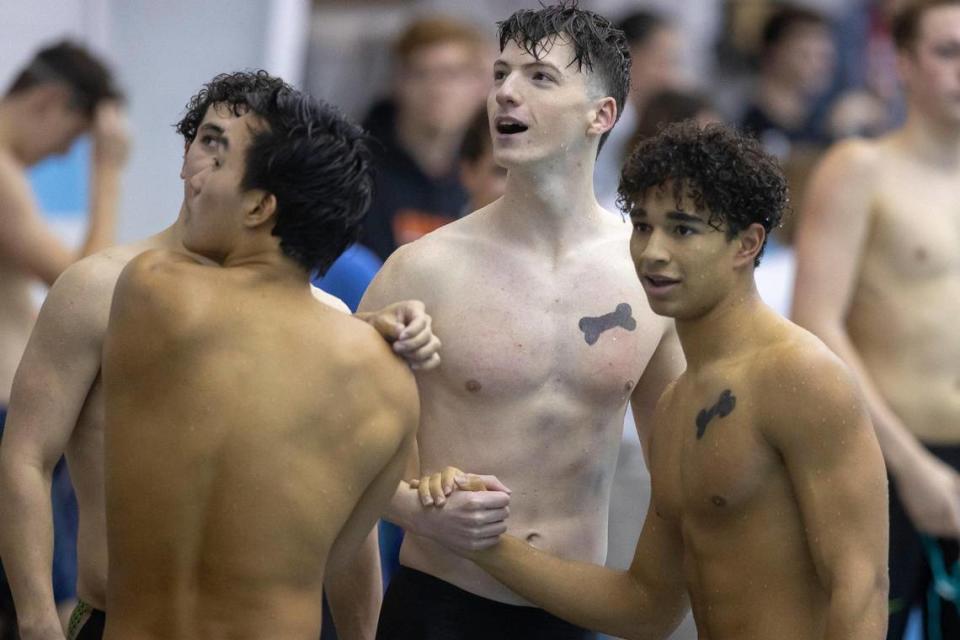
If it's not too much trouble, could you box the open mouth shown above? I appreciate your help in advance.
[495,117,529,135]
[643,274,681,288]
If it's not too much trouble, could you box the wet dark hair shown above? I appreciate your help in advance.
[618,121,787,266]
[175,71,373,276]
[459,107,492,163]
[617,10,669,48]
[760,5,829,55]
[6,40,122,118]
[892,0,960,51]
[497,1,630,150]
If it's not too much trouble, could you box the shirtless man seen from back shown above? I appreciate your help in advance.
[362,6,682,639]
[792,2,960,636]
[438,122,888,640]
[100,77,418,639]
[0,72,439,640]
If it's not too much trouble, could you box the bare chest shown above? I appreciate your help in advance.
[651,381,778,521]
[426,264,661,403]
[869,176,960,280]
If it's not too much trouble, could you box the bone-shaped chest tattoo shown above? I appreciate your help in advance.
[578,303,637,345]
[695,389,737,440]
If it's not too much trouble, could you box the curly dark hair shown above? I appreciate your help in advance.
[618,121,788,266]
[6,40,122,118]
[176,71,373,276]
[497,1,630,151]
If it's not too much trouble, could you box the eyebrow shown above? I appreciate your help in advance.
[198,123,229,150]
[494,59,563,75]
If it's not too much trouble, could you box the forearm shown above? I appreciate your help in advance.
[381,481,422,534]
[0,460,63,637]
[471,536,679,640]
[325,528,382,640]
[80,163,121,257]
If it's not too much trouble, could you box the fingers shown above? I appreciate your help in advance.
[455,473,511,494]
[410,352,441,372]
[472,506,510,525]
[418,475,433,506]
[398,336,441,366]
[371,313,404,342]
[396,309,428,342]
[429,473,446,506]
[441,467,460,495]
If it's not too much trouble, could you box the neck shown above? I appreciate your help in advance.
[492,148,606,253]
[674,277,766,372]
[899,105,960,168]
[395,112,462,177]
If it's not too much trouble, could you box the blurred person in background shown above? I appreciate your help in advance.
[0,40,128,638]
[595,9,686,212]
[361,16,490,261]
[792,1,960,637]
[740,4,837,157]
[458,107,507,213]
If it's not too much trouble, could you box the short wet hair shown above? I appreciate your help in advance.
[618,121,787,266]
[892,0,960,52]
[497,1,630,150]
[176,71,373,276]
[6,40,122,117]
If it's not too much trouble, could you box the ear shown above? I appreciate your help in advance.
[733,223,766,268]
[587,96,618,138]
[244,191,277,228]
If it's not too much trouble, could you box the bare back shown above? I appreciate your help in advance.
[364,207,675,604]
[845,135,960,443]
[650,311,887,639]
[102,252,416,640]
[0,263,35,405]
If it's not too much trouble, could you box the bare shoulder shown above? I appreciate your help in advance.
[112,249,211,332]
[365,216,477,305]
[751,322,866,439]
[812,136,886,187]
[324,316,419,434]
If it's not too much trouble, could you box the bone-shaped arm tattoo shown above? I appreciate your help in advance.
[578,303,637,345]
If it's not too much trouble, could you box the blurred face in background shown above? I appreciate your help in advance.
[770,23,836,95]
[396,40,489,136]
[629,26,685,109]
[899,4,960,124]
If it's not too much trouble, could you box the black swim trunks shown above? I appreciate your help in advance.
[376,566,596,640]
[67,600,106,640]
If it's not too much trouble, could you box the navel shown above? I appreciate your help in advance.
[465,379,483,393]
[711,495,728,508]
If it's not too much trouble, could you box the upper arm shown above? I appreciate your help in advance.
[631,320,684,454]
[0,258,113,472]
[328,353,419,565]
[764,355,887,588]
[0,158,73,285]
[791,140,877,327]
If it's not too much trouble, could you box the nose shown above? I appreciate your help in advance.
[495,72,521,108]
[637,228,671,266]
